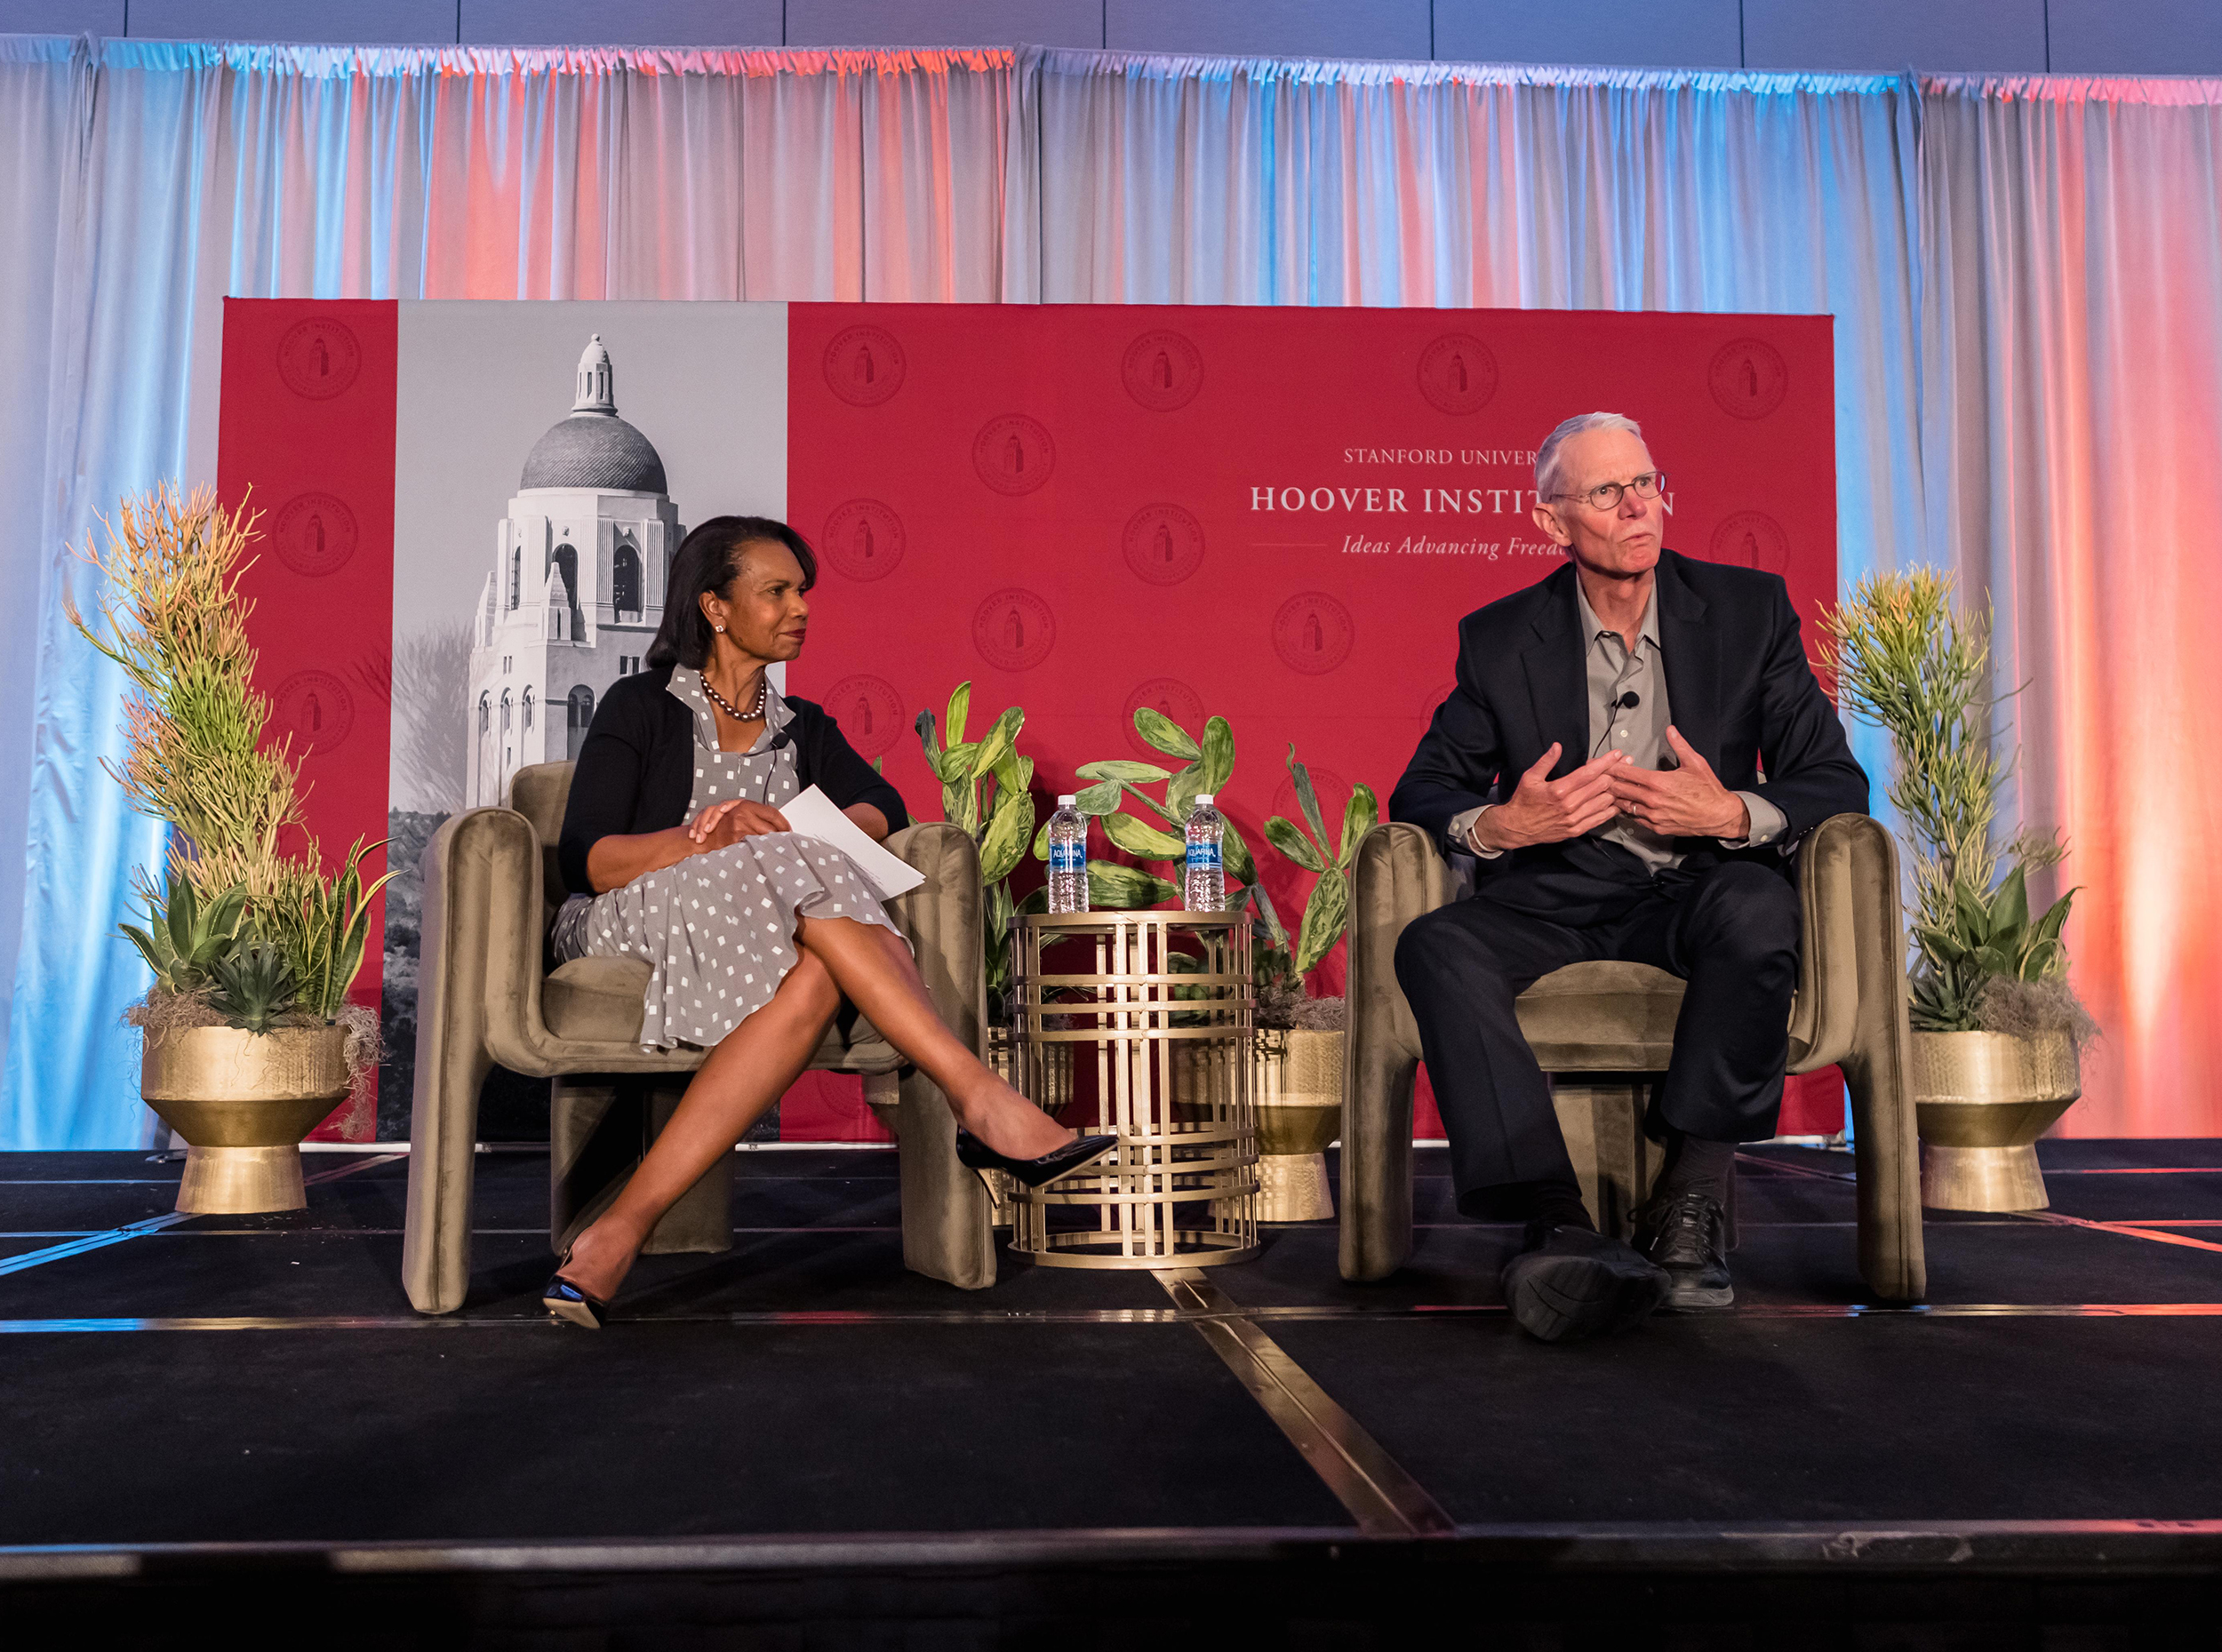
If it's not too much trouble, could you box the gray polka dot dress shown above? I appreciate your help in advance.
[550,667,901,1051]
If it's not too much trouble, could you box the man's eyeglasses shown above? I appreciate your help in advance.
[1549,471,1666,512]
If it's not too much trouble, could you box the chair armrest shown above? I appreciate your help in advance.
[1787,813,1898,1073]
[401,807,514,1312]
[1347,822,1460,1065]
[1339,821,1460,1281]
[880,823,996,1289]
[884,823,987,1057]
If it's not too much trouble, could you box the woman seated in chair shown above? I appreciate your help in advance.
[542,515,1111,1327]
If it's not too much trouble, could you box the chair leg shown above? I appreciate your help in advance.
[893,1067,996,1289]
[1550,1080,1664,1240]
[1845,1049,1929,1301]
[401,1036,492,1316]
[549,1076,733,1258]
[1339,1043,1418,1282]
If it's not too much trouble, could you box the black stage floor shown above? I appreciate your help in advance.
[5,1138,2222,1643]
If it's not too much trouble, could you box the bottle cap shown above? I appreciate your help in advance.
[1195,794,1214,805]
[1057,794,1078,806]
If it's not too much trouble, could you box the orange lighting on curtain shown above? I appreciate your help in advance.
[1926,75,2222,1136]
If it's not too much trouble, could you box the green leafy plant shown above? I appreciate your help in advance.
[121,874,248,995]
[1261,745,1379,980]
[1037,706,1307,1018]
[915,683,1037,1012]
[1818,570,2082,1035]
[1040,706,1285,928]
[210,941,300,1034]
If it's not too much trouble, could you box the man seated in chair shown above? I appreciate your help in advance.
[1389,411,1868,1343]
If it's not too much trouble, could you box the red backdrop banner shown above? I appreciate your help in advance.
[218,299,1842,1142]
[785,303,1843,1137]
[217,299,398,1141]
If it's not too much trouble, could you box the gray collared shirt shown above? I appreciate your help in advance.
[1454,579,1786,869]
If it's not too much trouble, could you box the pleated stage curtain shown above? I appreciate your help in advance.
[0,36,2211,1143]
[1922,75,2222,1136]
[0,39,1020,1149]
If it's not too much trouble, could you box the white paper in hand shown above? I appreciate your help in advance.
[780,785,925,903]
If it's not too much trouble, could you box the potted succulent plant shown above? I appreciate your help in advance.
[68,484,388,1214]
[1819,570,2095,1211]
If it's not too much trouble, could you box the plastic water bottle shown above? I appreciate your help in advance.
[1046,794,1090,914]
[1184,794,1226,912]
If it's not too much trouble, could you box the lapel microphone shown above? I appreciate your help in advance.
[1593,692,1643,761]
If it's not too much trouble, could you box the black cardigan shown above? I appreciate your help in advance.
[556,666,910,897]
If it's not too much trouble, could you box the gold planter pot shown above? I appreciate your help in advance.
[140,1025,351,1214]
[1251,1027,1345,1223]
[1911,1028,2082,1212]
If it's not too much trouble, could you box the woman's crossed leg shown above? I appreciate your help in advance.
[556,915,1072,1302]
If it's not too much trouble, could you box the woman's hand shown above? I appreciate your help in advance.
[684,799,792,854]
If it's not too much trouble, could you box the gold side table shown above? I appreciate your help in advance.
[1007,911,1258,1268]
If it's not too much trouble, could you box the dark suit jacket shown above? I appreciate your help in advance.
[1389,549,1868,922]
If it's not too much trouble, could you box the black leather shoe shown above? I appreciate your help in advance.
[955,1129,1118,1189]
[542,1249,611,1329]
[1500,1223,1668,1343]
[1638,1190,1734,1310]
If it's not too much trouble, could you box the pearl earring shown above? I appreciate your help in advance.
[714,624,724,633]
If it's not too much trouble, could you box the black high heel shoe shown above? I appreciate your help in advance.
[542,1247,612,1330]
[955,1129,1118,1190]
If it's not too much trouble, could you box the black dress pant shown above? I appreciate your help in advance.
[1392,857,1800,1217]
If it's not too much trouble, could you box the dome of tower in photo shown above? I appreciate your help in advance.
[519,334,669,494]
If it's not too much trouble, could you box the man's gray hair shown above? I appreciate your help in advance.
[1535,411,1643,500]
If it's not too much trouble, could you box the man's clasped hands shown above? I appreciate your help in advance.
[1469,727,1751,853]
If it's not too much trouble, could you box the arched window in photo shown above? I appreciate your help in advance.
[522,685,535,730]
[567,683,595,760]
[508,546,521,609]
[612,542,642,619]
[500,689,513,732]
[476,691,491,735]
[548,542,583,637]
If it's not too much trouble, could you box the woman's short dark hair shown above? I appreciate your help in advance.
[645,515,818,670]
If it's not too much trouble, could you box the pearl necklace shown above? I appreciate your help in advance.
[700,668,766,723]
